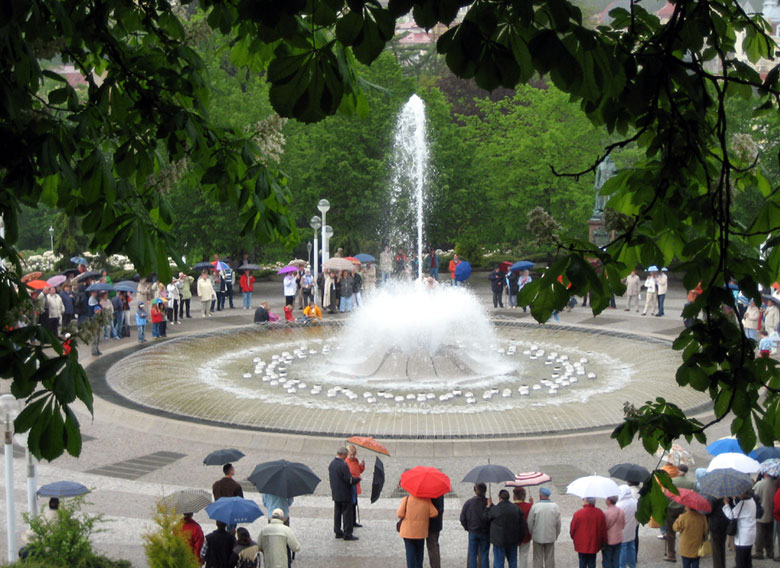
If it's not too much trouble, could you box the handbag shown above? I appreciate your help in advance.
[698,539,712,557]
[726,501,743,536]
[396,496,408,533]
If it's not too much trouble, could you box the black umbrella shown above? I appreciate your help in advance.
[203,448,245,466]
[371,457,385,504]
[192,261,213,271]
[74,270,101,282]
[247,460,321,498]
[62,268,79,278]
[763,295,780,308]
[608,463,651,483]
[462,464,516,484]
[238,264,261,271]
[86,282,114,292]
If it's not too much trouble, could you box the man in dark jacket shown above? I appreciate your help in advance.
[460,483,490,568]
[487,489,527,568]
[200,521,236,568]
[427,495,444,568]
[488,266,505,308]
[329,447,360,541]
[507,271,520,309]
[212,463,244,501]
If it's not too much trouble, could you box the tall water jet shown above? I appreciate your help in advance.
[389,95,429,279]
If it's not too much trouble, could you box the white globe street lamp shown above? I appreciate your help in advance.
[317,199,330,263]
[1,394,20,562]
[310,216,322,298]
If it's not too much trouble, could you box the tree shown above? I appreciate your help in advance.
[4,4,780,529]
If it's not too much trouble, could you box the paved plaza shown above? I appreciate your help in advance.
[0,276,760,567]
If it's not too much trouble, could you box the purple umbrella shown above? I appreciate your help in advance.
[47,275,67,287]
[277,266,298,275]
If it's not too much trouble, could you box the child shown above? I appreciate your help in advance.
[135,302,147,343]
[673,505,708,568]
[150,302,163,338]
[759,329,773,358]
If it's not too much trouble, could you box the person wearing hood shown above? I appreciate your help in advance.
[616,486,638,568]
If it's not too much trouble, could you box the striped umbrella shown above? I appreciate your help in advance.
[759,458,780,478]
[506,472,552,487]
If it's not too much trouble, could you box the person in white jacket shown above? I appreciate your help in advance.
[526,487,561,568]
[616,485,638,568]
[44,287,65,337]
[259,509,301,568]
[655,268,669,316]
[722,493,756,568]
[196,271,215,318]
[283,274,297,306]
[641,271,658,316]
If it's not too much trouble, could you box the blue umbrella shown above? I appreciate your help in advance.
[205,497,263,525]
[37,481,89,498]
[697,468,753,498]
[213,261,229,271]
[706,437,758,458]
[355,253,376,263]
[85,282,113,292]
[510,261,534,272]
[113,281,137,293]
[754,447,780,462]
[646,265,659,272]
[70,256,87,265]
[454,261,472,282]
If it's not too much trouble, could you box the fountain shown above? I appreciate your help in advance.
[97,96,708,439]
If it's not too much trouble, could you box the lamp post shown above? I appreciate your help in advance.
[13,431,37,521]
[317,199,330,264]
[324,225,334,266]
[1,394,20,562]
[48,226,54,253]
[309,216,321,298]
[306,242,312,267]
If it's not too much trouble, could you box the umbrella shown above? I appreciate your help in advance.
[462,464,516,485]
[345,257,361,265]
[647,265,659,272]
[37,481,89,498]
[203,448,245,466]
[288,259,307,268]
[754,447,780,462]
[74,270,101,282]
[277,265,299,275]
[707,452,760,474]
[25,279,50,290]
[47,275,67,288]
[497,261,513,273]
[152,297,166,304]
[763,295,780,308]
[247,460,321,498]
[759,458,780,478]
[61,268,79,278]
[113,281,138,293]
[192,261,213,271]
[454,261,472,282]
[205,497,263,525]
[400,466,451,498]
[371,457,385,504]
[505,472,552,487]
[608,463,651,484]
[697,468,753,498]
[160,489,212,514]
[86,282,114,292]
[70,256,87,265]
[706,437,757,458]
[212,261,229,271]
[566,475,621,499]
[664,488,712,513]
[355,253,376,263]
[323,257,354,272]
[655,444,695,467]
[22,272,43,283]
[347,436,390,456]
[510,261,535,272]
[238,264,261,271]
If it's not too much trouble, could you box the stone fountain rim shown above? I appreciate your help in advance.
[87,319,709,441]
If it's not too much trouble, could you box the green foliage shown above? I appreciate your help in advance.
[143,506,200,568]
[22,498,104,567]
[454,239,483,266]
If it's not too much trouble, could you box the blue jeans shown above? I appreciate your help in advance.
[681,557,699,568]
[137,324,145,342]
[657,294,666,315]
[339,295,353,312]
[152,322,160,338]
[242,292,252,309]
[493,544,517,568]
[619,540,636,568]
[430,268,439,280]
[381,271,391,283]
[579,553,596,568]
[602,543,620,568]
[404,538,425,568]
[468,532,490,568]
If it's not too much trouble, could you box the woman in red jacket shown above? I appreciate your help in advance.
[346,444,366,527]
[239,270,255,310]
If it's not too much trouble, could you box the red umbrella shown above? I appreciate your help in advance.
[498,261,513,273]
[400,466,451,498]
[26,279,49,290]
[347,436,390,456]
[506,471,552,487]
[664,487,711,513]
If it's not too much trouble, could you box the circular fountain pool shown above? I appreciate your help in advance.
[104,286,710,438]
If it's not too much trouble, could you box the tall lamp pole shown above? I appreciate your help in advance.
[48,226,54,253]
[310,216,322,298]
[317,199,330,264]
[1,394,20,563]
[324,225,334,264]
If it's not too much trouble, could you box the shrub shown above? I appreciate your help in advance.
[143,506,200,568]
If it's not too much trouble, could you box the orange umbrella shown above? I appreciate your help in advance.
[22,272,43,283]
[400,466,450,498]
[347,436,390,456]
[344,257,361,265]
[772,282,780,291]
[26,279,49,290]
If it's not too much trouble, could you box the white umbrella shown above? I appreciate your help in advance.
[566,475,620,499]
[324,257,354,272]
[707,452,760,474]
